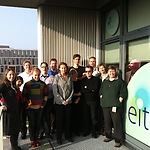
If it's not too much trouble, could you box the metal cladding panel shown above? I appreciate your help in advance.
[39,5,97,66]
[44,0,96,9]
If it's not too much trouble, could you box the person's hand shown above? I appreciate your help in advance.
[119,97,123,103]
[63,101,68,105]
[1,105,7,111]
[82,73,86,78]
[75,97,80,104]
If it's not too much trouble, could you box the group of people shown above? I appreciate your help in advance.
[0,54,140,150]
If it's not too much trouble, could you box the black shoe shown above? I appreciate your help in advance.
[46,134,53,140]
[51,129,56,134]
[82,133,89,137]
[75,132,80,136]
[38,135,44,140]
[57,139,62,145]
[11,146,22,150]
[92,133,98,138]
[21,134,26,139]
[67,138,74,142]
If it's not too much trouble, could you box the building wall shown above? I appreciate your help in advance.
[99,0,150,149]
[38,5,100,67]
[0,49,38,75]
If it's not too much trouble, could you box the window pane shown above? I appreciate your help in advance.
[105,42,120,66]
[128,0,150,31]
[128,38,150,63]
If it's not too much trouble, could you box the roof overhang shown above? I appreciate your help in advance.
[0,0,44,8]
[0,0,111,9]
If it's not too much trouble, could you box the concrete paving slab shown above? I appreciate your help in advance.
[3,133,132,150]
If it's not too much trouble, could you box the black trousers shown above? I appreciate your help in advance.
[96,104,105,134]
[28,108,43,141]
[21,103,28,136]
[55,104,71,140]
[39,99,53,137]
[10,133,19,149]
[103,107,123,143]
[71,99,82,134]
[82,101,97,134]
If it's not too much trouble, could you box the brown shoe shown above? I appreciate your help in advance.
[103,138,112,142]
[114,142,122,148]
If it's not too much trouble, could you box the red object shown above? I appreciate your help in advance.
[35,140,40,147]
[31,141,36,148]
[0,97,4,103]
[26,100,32,109]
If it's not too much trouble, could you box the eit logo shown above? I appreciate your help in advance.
[125,63,150,146]
[128,87,150,130]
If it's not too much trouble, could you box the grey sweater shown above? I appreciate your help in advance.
[53,74,74,105]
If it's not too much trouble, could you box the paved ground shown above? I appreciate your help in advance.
[3,133,133,150]
[3,134,52,150]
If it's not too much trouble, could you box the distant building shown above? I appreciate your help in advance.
[0,45,38,75]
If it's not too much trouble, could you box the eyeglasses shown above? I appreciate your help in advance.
[85,70,92,73]
[41,66,47,68]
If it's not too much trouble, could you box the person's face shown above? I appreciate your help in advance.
[99,65,106,74]
[6,70,15,82]
[108,69,116,78]
[129,62,140,71]
[59,64,67,75]
[85,67,93,78]
[70,70,78,81]
[40,64,48,74]
[16,79,23,88]
[50,61,57,70]
[89,58,96,68]
[32,70,40,81]
[24,62,31,71]
[73,57,80,65]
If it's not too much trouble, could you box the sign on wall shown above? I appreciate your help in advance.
[125,63,150,146]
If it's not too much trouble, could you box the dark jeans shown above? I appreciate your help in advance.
[28,108,43,141]
[82,101,97,134]
[103,107,123,143]
[55,104,71,140]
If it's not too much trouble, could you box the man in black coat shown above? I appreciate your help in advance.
[81,65,101,138]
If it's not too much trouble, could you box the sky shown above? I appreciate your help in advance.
[0,6,37,50]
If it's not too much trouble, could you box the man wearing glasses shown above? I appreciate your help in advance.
[81,66,101,138]
[39,62,54,140]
